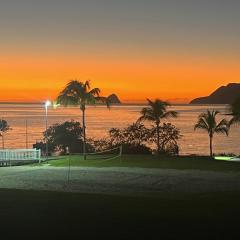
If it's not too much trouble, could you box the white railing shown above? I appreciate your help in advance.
[0,148,41,163]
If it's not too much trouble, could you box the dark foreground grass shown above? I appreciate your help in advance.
[48,154,240,172]
[0,189,240,239]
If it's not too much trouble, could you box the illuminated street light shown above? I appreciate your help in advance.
[45,100,51,109]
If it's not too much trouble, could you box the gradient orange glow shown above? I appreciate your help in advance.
[1,1,240,103]
[0,51,239,103]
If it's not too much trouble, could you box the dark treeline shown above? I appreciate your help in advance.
[33,93,240,158]
[34,84,183,156]
[34,120,181,156]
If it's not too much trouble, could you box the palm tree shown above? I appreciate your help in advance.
[228,96,240,126]
[57,80,109,159]
[194,110,229,157]
[138,99,178,153]
[0,119,11,149]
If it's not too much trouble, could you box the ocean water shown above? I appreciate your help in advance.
[0,103,239,156]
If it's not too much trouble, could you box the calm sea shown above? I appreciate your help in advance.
[0,103,239,155]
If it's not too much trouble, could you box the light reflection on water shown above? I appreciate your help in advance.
[0,104,239,155]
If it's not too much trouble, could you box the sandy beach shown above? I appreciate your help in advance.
[0,165,240,195]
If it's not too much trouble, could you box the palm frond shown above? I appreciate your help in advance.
[139,99,176,125]
[194,109,229,138]
[139,107,156,122]
[89,88,101,97]
[57,93,80,106]
[59,80,85,102]
[229,116,240,126]
[146,98,154,107]
[85,93,97,105]
[215,119,229,136]
[229,96,240,113]
[162,111,178,119]
[215,118,228,128]
[227,96,240,126]
[66,80,84,94]
[194,118,209,132]
[215,126,229,136]
[95,96,111,108]
[56,80,106,108]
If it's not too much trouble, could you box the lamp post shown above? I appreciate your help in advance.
[26,119,28,149]
[45,100,51,160]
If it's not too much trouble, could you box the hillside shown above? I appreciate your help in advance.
[190,83,240,104]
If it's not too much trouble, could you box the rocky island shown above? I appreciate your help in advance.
[107,94,121,104]
[190,83,240,104]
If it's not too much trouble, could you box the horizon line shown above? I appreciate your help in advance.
[0,98,192,105]
[0,101,192,105]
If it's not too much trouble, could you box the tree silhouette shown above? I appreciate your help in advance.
[0,119,11,149]
[56,80,109,159]
[194,110,229,157]
[138,99,178,153]
[228,96,240,126]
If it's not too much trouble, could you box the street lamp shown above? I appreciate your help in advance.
[45,100,51,160]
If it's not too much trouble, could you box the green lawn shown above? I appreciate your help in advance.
[0,189,239,239]
[47,154,240,172]
[3,155,240,238]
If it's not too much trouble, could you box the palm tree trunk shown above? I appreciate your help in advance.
[156,122,160,153]
[82,108,86,160]
[210,136,213,157]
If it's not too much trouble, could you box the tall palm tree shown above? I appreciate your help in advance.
[138,99,178,153]
[57,80,109,159]
[0,119,11,149]
[194,110,229,157]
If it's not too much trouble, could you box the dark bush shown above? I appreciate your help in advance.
[121,144,152,154]
[33,120,93,154]
[149,123,181,155]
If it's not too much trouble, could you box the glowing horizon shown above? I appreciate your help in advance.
[0,1,239,104]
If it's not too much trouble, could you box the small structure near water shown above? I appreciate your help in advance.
[0,148,41,166]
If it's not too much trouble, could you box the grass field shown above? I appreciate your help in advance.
[48,154,240,172]
[1,155,240,238]
[0,189,240,239]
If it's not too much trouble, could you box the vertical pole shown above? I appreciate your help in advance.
[45,105,48,161]
[82,108,86,160]
[26,119,28,149]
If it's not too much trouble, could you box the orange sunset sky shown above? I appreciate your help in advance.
[0,1,239,103]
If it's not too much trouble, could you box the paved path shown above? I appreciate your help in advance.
[0,165,240,195]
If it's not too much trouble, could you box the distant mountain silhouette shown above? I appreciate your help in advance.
[190,83,240,104]
[107,94,121,104]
